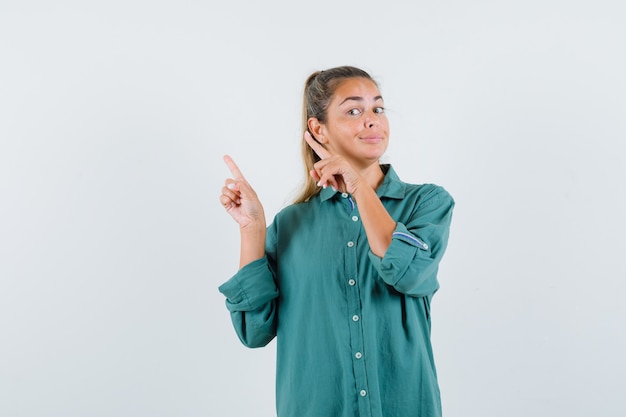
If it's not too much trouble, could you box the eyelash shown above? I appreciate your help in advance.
[348,107,385,116]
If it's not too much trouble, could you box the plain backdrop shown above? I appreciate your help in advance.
[1,1,625,416]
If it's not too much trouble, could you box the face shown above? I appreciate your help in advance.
[313,77,390,167]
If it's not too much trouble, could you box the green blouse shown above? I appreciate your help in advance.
[219,165,455,417]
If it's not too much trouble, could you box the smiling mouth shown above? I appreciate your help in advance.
[359,136,383,143]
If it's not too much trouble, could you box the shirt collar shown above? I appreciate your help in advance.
[319,164,406,202]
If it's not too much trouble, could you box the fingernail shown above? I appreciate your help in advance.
[227,183,235,190]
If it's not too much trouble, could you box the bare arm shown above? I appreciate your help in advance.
[303,132,395,257]
[350,180,395,257]
[219,155,266,268]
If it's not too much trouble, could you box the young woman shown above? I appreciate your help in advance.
[219,66,455,417]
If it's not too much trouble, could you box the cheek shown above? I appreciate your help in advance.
[382,119,390,135]
[328,124,355,141]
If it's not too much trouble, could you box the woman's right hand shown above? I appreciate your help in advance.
[220,155,266,230]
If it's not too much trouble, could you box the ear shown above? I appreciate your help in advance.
[307,117,327,144]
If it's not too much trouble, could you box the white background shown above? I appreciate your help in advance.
[1,1,625,416]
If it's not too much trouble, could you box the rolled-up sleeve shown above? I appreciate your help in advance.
[219,254,279,348]
[369,188,455,297]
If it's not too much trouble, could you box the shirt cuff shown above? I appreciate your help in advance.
[391,226,429,250]
[368,223,430,287]
[218,257,279,312]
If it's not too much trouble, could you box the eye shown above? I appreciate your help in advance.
[373,107,385,114]
[348,108,362,116]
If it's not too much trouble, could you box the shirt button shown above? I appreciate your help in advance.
[355,352,362,359]
[360,390,367,397]
[352,315,359,322]
[351,215,358,222]
[341,193,349,198]
[347,241,354,247]
[348,279,356,286]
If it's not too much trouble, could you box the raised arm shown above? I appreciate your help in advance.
[219,155,267,268]
[303,132,396,257]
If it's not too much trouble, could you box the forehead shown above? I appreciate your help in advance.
[331,77,382,104]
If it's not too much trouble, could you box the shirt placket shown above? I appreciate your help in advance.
[340,192,371,416]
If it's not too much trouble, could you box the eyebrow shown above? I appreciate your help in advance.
[339,95,384,105]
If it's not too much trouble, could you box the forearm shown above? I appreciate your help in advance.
[239,225,266,269]
[352,184,396,257]
[368,186,455,296]
[219,257,279,347]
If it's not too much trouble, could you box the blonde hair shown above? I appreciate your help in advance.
[293,66,377,204]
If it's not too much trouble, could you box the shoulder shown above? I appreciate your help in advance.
[405,183,454,206]
[270,195,319,227]
[399,183,455,225]
[266,197,321,247]
[382,164,453,204]
[280,195,319,216]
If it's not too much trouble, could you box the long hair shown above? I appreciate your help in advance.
[293,66,377,204]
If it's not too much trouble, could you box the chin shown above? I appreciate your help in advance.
[362,152,386,162]
[365,145,387,159]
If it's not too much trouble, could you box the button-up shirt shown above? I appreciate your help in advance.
[219,165,455,417]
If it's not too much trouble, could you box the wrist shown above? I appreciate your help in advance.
[240,222,266,236]
[350,180,373,201]
[239,224,266,268]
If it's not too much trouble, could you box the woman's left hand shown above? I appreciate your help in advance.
[304,131,363,194]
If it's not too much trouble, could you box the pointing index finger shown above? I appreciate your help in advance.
[223,155,246,180]
[304,131,331,160]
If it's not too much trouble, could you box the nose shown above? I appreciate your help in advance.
[365,111,380,128]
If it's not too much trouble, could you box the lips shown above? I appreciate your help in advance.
[359,136,384,143]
